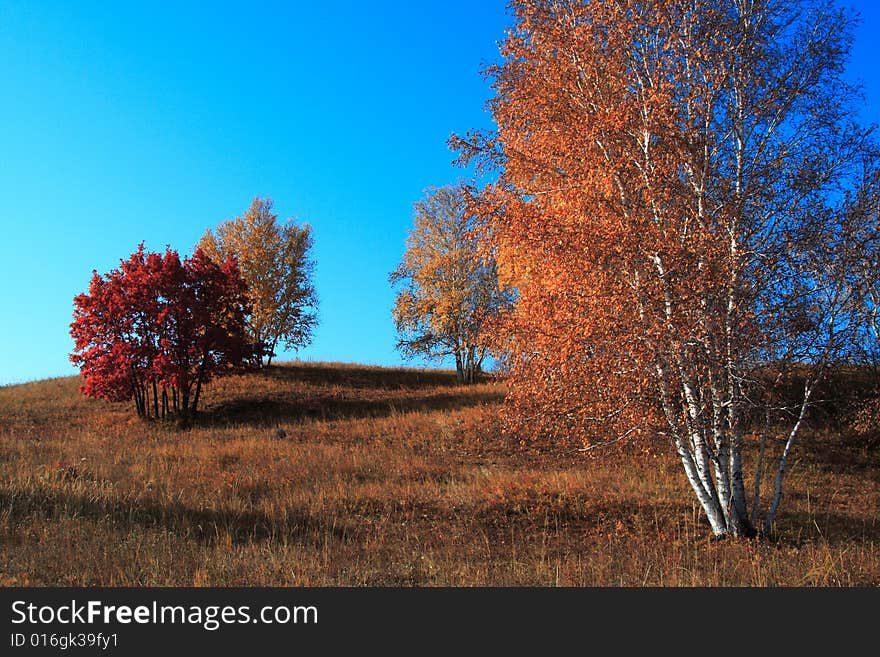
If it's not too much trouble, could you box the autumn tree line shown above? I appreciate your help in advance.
[71,182,510,425]
[72,0,880,537]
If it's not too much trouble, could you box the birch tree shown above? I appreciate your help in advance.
[199,197,318,366]
[390,183,513,383]
[453,0,876,537]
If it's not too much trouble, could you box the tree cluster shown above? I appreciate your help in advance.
[71,197,319,424]
[70,245,252,424]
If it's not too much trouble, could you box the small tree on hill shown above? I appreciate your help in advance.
[390,183,513,383]
[70,244,252,424]
[198,197,318,366]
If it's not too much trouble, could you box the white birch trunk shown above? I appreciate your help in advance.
[764,381,815,534]
[728,424,752,535]
[656,363,728,536]
[674,434,728,536]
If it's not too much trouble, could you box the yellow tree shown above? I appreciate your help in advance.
[454,0,874,536]
[199,197,317,366]
[390,183,513,383]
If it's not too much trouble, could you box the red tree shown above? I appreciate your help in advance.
[71,244,252,424]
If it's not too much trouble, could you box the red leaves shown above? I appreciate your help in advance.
[70,244,253,421]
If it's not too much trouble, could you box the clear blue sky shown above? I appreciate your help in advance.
[1,1,878,385]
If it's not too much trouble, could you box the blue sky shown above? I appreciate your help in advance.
[1,1,878,385]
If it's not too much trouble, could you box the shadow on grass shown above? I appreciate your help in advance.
[0,487,350,547]
[470,492,880,547]
[199,389,505,428]
[773,509,880,545]
[798,432,880,477]
[262,363,498,390]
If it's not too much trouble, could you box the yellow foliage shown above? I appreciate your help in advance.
[390,184,513,383]
[199,197,318,365]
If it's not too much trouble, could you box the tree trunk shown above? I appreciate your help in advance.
[476,348,486,375]
[192,375,203,416]
[764,381,814,534]
[728,422,755,537]
[152,378,160,419]
[179,386,191,428]
[674,434,729,536]
[266,337,278,367]
[134,381,146,418]
[191,353,208,416]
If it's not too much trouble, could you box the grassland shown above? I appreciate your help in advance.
[0,362,877,586]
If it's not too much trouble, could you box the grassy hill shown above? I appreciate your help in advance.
[0,362,877,585]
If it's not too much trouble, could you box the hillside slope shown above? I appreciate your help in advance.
[0,362,877,585]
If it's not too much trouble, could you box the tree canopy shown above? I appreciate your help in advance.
[70,244,252,424]
[199,197,318,366]
[391,183,513,383]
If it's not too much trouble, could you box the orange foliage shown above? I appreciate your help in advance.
[458,0,738,447]
[454,0,874,537]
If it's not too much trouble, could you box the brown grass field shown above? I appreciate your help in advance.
[0,361,877,586]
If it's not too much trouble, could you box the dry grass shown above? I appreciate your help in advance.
[0,361,877,586]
